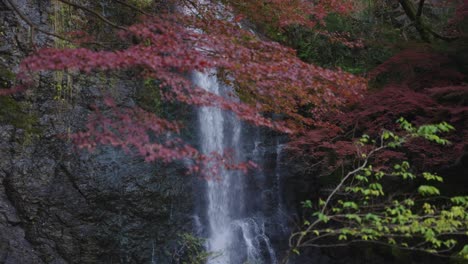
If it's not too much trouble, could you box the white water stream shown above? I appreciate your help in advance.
[195,71,277,264]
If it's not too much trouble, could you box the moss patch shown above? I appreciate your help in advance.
[0,67,15,89]
[0,96,40,137]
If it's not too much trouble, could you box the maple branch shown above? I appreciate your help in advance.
[426,27,459,42]
[57,0,127,31]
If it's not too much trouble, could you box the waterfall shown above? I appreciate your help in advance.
[195,70,277,264]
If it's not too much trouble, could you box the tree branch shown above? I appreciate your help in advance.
[298,239,456,258]
[426,27,459,42]
[399,0,458,43]
[4,0,69,45]
[398,0,432,42]
[57,0,127,31]
[291,135,387,249]
[114,0,155,17]
[4,0,105,48]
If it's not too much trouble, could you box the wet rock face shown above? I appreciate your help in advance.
[0,1,192,263]
[0,129,44,264]
[1,131,192,263]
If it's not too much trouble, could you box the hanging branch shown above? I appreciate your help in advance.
[3,0,106,48]
[398,0,458,42]
[114,0,155,17]
[57,0,127,31]
[4,0,71,46]
[426,26,459,42]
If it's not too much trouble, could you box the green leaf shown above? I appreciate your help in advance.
[383,131,390,140]
[375,171,384,180]
[318,198,325,206]
[451,196,468,205]
[369,183,384,195]
[458,245,468,259]
[302,200,313,208]
[313,212,330,223]
[359,134,369,144]
[422,172,443,182]
[397,118,415,132]
[424,229,435,240]
[345,214,362,224]
[418,185,440,196]
[356,175,368,182]
[403,199,415,206]
[365,213,380,222]
[343,201,359,210]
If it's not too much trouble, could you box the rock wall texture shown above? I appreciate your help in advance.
[0,1,193,263]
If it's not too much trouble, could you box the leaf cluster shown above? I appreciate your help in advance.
[289,119,467,260]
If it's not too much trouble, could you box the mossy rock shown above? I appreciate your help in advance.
[136,78,163,115]
[0,96,40,136]
[0,67,15,89]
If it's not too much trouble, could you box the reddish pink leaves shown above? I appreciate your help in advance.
[6,3,368,176]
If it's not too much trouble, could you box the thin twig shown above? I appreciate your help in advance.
[291,134,388,248]
[114,0,155,17]
[4,0,105,48]
[4,0,68,45]
[57,0,127,31]
[427,27,459,42]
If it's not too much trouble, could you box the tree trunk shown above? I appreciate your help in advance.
[398,0,432,42]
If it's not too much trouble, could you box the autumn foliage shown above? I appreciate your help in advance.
[1,0,467,261]
[2,0,466,182]
[1,0,368,177]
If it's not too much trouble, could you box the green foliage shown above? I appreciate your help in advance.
[0,67,15,89]
[290,119,467,260]
[171,233,214,264]
[280,11,400,74]
[128,0,154,8]
[398,117,455,145]
[137,78,163,115]
[0,96,40,141]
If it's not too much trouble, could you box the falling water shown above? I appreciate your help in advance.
[195,70,277,264]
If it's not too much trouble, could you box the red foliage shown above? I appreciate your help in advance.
[288,1,468,173]
[370,47,466,90]
[451,0,468,27]
[2,1,366,176]
[223,0,354,30]
[290,44,467,173]
[70,97,256,180]
[18,13,365,131]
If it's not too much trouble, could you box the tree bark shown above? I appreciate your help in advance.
[398,0,432,42]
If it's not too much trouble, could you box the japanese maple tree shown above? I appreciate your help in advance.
[1,0,365,176]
